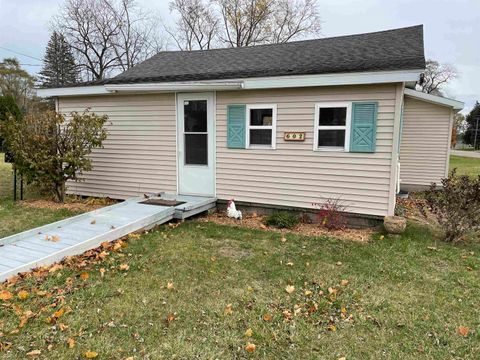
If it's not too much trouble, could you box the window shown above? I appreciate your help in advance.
[246,104,277,149]
[184,100,208,165]
[314,102,351,151]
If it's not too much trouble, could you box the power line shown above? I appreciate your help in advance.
[0,46,43,62]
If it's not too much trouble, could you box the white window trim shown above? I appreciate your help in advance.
[246,104,277,149]
[313,102,352,152]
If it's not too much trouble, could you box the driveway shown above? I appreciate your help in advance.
[451,150,480,158]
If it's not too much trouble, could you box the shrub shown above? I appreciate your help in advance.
[1,110,108,202]
[425,170,480,242]
[265,211,299,229]
[313,197,348,230]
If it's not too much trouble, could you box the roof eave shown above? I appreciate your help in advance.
[36,69,424,98]
[404,88,464,110]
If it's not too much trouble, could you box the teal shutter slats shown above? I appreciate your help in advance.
[350,102,378,153]
[227,104,246,149]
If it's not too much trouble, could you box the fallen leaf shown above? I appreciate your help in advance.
[18,290,29,300]
[0,290,13,301]
[90,219,96,225]
[245,342,256,353]
[466,266,473,271]
[49,264,63,273]
[262,313,272,322]
[427,246,438,251]
[51,235,60,242]
[128,233,141,240]
[304,290,312,296]
[119,264,130,271]
[340,279,349,286]
[327,324,336,332]
[379,235,385,240]
[26,349,41,356]
[457,326,469,337]
[80,272,89,280]
[224,303,233,315]
[166,313,176,322]
[99,268,106,277]
[336,261,343,266]
[338,357,346,360]
[167,282,174,290]
[245,328,253,337]
[67,338,75,348]
[53,308,65,319]
[285,285,295,294]
[286,262,294,267]
[281,236,287,243]
[84,351,98,358]
[247,286,254,292]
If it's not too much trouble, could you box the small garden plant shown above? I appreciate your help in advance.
[313,197,348,230]
[425,170,480,242]
[265,211,299,229]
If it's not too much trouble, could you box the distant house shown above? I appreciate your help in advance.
[38,25,463,220]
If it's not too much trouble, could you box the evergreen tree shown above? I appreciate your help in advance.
[463,101,480,149]
[39,32,78,88]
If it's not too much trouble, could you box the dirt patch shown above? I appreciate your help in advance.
[20,197,117,213]
[202,212,375,242]
[218,245,253,260]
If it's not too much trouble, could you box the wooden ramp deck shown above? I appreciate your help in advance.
[0,194,216,282]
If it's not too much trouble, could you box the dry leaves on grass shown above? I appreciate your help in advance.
[224,304,233,315]
[20,197,116,213]
[84,351,99,358]
[245,342,256,353]
[457,326,469,337]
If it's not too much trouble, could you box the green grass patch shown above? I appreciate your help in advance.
[0,153,79,237]
[450,155,480,178]
[1,221,479,359]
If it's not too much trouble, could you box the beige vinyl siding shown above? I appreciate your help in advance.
[216,84,398,217]
[58,94,177,199]
[400,97,452,188]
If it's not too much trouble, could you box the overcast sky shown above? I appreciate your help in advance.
[0,0,478,113]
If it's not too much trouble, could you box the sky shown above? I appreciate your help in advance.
[0,0,478,114]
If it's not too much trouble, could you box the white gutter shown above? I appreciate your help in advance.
[404,88,464,110]
[104,81,244,92]
[37,85,110,97]
[241,69,424,90]
[37,69,424,98]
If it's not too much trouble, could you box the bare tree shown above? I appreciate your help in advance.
[168,0,219,51]
[270,0,321,43]
[55,0,164,80]
[216,0,273,47]
[55,0,120,80]
[109,0,164,71]
[418,59,458,95]
[212,0,321,48]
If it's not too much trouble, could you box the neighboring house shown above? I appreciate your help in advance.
[38,25,463,220]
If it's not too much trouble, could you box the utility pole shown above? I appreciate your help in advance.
[474,116,480,150]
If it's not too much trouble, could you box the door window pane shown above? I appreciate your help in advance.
[185,134,208,165]
[319,107,346,126]
[250,108,273,126]
[184,100,207,132]
[250,129,272,145]
[318,130,345,147]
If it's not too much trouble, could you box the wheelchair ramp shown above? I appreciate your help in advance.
[0,194,216,282]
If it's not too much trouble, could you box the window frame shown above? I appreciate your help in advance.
[246,104,277,149]
[313,102,352,152]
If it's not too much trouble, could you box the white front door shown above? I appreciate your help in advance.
[177,93,215,196]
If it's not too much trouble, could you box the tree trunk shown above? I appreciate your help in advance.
[53,181,66,203]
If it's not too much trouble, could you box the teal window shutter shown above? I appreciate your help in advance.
[227,104,246,149]
[350,102,378,153]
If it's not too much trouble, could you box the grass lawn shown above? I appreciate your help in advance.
[450,155,480,177]
[0,220,479,359]
[0,154,80,238]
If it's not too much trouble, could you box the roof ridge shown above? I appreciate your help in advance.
[152,25,424,55]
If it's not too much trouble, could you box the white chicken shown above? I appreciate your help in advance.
[227,199,242,220]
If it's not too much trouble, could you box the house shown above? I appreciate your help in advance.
[38,25,463,222]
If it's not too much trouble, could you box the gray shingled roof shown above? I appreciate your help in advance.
[103,25,425,85]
